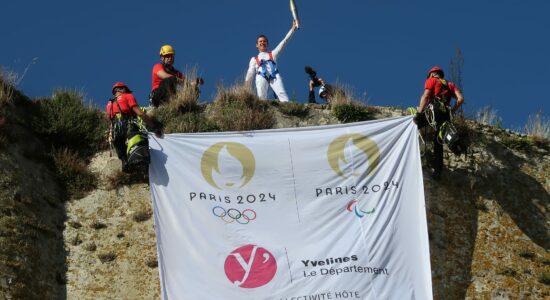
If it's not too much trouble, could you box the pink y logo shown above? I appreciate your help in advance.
[224,245,277,288]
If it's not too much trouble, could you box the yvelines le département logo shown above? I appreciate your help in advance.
[327,133,380,178]
[200,142,256,190]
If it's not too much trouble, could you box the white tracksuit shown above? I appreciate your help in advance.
[245,28,295,102]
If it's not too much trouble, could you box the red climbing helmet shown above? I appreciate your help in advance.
[427,66,444,78]
[427,66,445,78]
[111,82,131,95]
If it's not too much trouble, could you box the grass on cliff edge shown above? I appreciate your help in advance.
[329,83,375,123]
[208,84,275,131]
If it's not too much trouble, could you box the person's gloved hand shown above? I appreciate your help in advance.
[413,112,421,124]
[149,119,164,137]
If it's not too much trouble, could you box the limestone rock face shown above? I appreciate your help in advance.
[2,106,549,299]
[64,151,160,299]
[64,108,550,300]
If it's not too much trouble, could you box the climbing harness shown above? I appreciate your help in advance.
[108,99,150,169]
[255,52,279,81]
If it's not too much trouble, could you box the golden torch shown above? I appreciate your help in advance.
[290,0,300,28]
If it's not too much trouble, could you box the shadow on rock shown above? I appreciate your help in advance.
[481,139,550,250]
[425,168,478,300]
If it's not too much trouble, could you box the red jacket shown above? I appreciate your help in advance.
[151,63,183,91]
[424,77,457,105]
[106,93,138,119]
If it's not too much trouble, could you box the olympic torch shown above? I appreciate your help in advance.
[290,0,300,28]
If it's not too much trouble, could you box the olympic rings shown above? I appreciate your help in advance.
[212,206,257,224]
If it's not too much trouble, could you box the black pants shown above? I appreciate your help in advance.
[151,76,178,107]
[112,120,140,170]
[418,102,450,175]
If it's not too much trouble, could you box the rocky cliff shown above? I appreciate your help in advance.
[1,105,549,299]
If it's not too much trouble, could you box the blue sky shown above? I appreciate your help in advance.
[1,0,548,130]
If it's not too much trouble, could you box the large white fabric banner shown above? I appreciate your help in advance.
[149,116,432,300]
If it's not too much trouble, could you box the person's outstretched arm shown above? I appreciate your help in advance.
[132,106,163,137]
[272,20,298,59]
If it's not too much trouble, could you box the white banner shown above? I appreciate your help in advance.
[149,116,432,300]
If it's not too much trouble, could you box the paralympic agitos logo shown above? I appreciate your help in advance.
[200,142,256,190]
[224,245,277,288]
[327,133,380,178]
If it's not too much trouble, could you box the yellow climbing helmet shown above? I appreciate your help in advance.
[159,45,175,56]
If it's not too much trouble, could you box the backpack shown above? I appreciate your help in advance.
[255,52,279,81]
[438,121,467,155]
[109,99,129,144]
[433,79,453,105]
[125,123,150,167]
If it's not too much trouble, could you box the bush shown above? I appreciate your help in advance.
[326,83,374,123]
[332,102,373,123]
[154,108,218,134]
[451,114,473,151]
[32,89,108,159]
[51,147,97,199]
[501,135,534,152]
[210,84,275,131]
[277,101,310,118]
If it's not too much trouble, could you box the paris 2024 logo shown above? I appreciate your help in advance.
[224,245,277,288]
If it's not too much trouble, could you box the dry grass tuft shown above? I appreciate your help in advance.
[277,101,310,118]
[90,220,107,230]
[327,83,374,123]
[70,234,83,246]
[475,106,502,127]
[325,82,355,107]
[84,242,97,252]
[0,70,16,147]
[106,169,148,190]
[98,252,117,263]
[209,83,275,131]
[153,109,218,134]
[133,210,152,223]
[51,147,97,199]
[68,221,82,229]
[0,69,17,107]
[150,67,218,134]
[164,67,203,113]
[524,111,550,141]
[518,249,536,260]
[145,258,158,268]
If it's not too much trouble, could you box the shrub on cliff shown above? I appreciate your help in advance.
[32,89,108,159]
[209,84,275,131]
[328,84,374,123]
[51,147,97,199]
